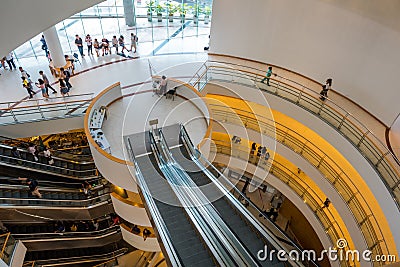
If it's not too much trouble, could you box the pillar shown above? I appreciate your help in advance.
[43,26,66,67]
[123,0,136,27]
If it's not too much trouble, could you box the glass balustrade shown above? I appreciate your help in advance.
[0,93,94,125]
[0,233,17,265]
[208,104,391,261]
[189,61,400,215]
[212,140,353,267]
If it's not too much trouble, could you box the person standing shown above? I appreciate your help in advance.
[39,70,57,94]
[60,67,72,89]
[118,35,129,53]
[93,39,100,57]
[159,75,168,95]
[5,52,16,70]
[85,34,93,55]
[22,76,35,99]
[111,36,118,54]
[75,35,85,57]
[43,147,54,165]
[130,33,137,53]
[101,37,110,56]
[261,66,274,86]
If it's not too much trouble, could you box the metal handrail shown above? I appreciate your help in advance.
[208,104,391,258]
[153,130,250,266]
[0,153,97,178]
[17,226,120,241]
[192,61,400,212]
[0,93,94,107]
[0,193,110,207]
[0,93,94,125]
[126,137,183,267]
[0,176,99,188]
[180,125,314,267]
[33,247,128,266]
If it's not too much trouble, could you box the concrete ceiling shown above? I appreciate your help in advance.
[0,0,104,55]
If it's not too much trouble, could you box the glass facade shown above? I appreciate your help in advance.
[12,0,212,62]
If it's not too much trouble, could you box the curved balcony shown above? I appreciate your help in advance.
[206,103,395,260]
[120,223,160,252]
[190,56,400,213]
[211,139,355,266]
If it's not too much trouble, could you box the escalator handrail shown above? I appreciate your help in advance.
[16,226,120,241]
[180,124,317,267]
[0,193,110,205]
[33,247,128,266]
[0,183,105,192]
[156,129,260,266]
[126,137,183,267]
[0,176,99,188]
[0,153,98,176]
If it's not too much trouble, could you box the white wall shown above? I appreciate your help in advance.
[210,0,400,126]
[0,0,103,54]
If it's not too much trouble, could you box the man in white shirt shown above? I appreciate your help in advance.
[6,52,16,70]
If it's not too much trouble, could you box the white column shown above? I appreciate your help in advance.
[43,26,66,67]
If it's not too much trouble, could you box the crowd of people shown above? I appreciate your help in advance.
[75,32,138,57]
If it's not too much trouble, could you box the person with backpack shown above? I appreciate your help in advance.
[59,79,70,97]
[60,67,72,89]
[130,33,138,53]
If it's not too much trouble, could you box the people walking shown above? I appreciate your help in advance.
[40,35,49,56]
[19,67,31,81]
[320,78,332,101]
[118,35,129,53]
[35,78,49,100]
[85,34,93,55]
[130,33,138,53]
[22,76,35,98]
[60,67,72,89]
[75,34,84,57]
[5,52,16,70]
[39,70,57,94]
[101,37,110,56]
[261,66,274,86]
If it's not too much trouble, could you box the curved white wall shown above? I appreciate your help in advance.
[210,0,400,126]
[111,194,152,227]
[120,225,160,252]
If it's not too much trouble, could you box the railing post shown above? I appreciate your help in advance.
[375,151,390,168]
[338,113,350,130]
[9,103,18,122]
[36,100,45,119]
[356,130,370,147]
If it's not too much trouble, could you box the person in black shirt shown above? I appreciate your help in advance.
[19,177,42,198]
[75,35,84,57]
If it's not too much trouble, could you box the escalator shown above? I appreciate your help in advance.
[0,179,113,220]
[0,140,97,180]
[126,129,306,267]
[156,125,317,267]
[126,132,218,266]
[24,242,130,266]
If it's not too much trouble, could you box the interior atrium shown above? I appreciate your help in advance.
[0,0,399,267]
